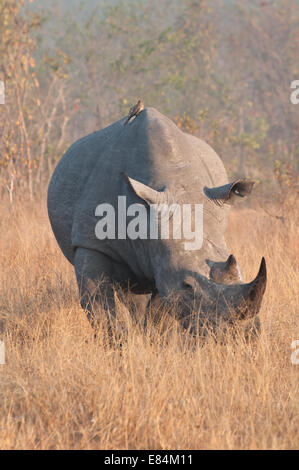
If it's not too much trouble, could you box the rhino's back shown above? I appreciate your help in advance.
[48,107,228,264]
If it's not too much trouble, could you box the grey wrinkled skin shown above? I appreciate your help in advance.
[47,107,266,335]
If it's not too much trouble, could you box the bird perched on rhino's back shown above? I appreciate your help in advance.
[124,99,144,125]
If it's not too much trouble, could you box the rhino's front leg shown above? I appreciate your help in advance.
[74,247,117,330]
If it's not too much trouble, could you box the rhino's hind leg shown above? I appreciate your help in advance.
[74,247,117,332]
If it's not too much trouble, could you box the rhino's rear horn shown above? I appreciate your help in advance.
[226,254,237,268]
[206,254,241,284]
[203,179,255,206]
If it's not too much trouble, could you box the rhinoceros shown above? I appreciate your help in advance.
[47,107,266,336]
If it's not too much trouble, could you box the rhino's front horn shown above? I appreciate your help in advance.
[231,257,267,320]
[245,257,267,302]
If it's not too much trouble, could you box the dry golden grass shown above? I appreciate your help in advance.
[0,193,298,449]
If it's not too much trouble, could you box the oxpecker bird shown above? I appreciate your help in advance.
[124,99,144,125]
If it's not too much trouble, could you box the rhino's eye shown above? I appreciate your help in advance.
[183,282,193,290]
[183,277,197,291]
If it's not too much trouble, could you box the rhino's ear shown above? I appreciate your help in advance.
[123,173,164,206]
[203,179,255,206]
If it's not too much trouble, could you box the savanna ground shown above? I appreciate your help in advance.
[0,193,298,450]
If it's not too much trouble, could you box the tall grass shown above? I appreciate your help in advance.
[0,194,298,449]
